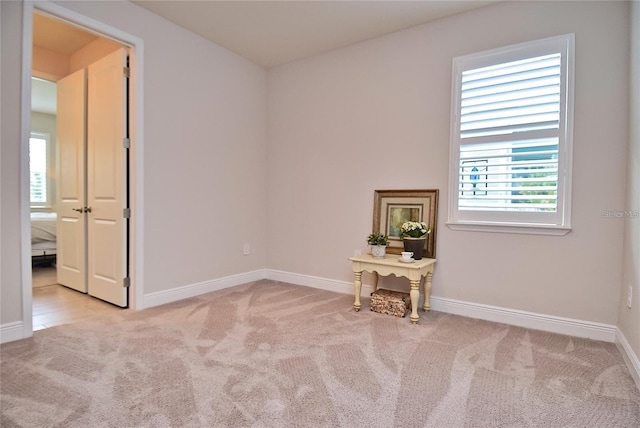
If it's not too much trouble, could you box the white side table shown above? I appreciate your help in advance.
[349,254,436,324]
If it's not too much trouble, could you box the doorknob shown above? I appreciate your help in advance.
[84,207,92,213]
[72,207,83,213]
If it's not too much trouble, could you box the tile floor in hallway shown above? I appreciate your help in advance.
[32,265,124,331]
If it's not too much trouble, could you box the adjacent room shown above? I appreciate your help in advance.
[1,0,638,426]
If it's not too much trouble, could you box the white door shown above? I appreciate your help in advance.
[86,48,128,307]
[56,68,87,293]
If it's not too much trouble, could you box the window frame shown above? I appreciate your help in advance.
[447,34,575,236]
[29,131,53,209]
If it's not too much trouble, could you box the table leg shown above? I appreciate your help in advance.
[353,271,362,312]
[371,271,379,293]
[410,279,420,324]
[423,271,433,312]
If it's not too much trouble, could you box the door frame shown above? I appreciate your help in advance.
[20,1,145,335]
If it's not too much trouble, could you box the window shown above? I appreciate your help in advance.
[29,132,51,207]
[448,34,574,235]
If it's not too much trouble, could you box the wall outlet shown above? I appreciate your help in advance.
[627,285,633,309]
[243,243,250,255]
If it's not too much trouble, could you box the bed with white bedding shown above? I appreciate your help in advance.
[31,212,57,265]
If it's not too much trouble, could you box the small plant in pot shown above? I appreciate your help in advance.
[367,232,389,258]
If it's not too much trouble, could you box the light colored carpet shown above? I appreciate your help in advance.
[1,280,639,427]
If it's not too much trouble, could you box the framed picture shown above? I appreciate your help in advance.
[372,189,439,258]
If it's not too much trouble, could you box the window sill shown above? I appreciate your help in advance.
[446,221,572,236]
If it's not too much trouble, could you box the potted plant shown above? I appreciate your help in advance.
[400,221,431,260]
[367,232,389,258]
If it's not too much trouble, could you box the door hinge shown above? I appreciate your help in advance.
[123,67,130,78]
[123,137,130,148]
[123,208,131,218]
[123,277,130,288]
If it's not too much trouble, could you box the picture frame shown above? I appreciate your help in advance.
[372,189,439,258]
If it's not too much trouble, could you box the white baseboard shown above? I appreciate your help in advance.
[142,269,267,309]
[266,269,356,294]
[0,321,30,344]
[616,328,640,391]
[266,269,617,343]
[430,296,617,342]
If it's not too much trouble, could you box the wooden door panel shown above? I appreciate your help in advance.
[91,219,117,281]
[57,141,81,199]
[90,95,119,199]
[56,68,87,293]
[86,48,128,307]
[57,217,83,282]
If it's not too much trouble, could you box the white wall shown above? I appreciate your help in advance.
[0,0,268,327]
[1,0,24,326]
[268,1,630,325]
[619,0,640,371]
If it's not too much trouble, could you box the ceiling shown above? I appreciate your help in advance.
[131,0,499,68]
[33,12,99,55]
[31,13,99,115]
[31,0,499,114]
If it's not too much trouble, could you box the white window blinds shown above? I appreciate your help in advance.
[460,54,561,139]
[448,34,574,234]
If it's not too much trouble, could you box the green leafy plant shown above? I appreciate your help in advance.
[366,232,389,246]
[400,221,431,238]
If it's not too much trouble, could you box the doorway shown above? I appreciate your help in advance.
[21,1,144,336]
[30,13,128,326]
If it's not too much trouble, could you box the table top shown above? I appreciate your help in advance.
[349,253,436,269]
